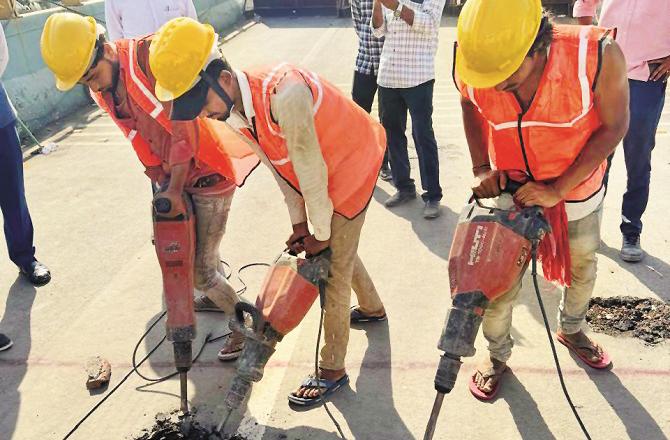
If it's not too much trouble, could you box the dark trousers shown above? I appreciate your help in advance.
[378,80,442,202]
[620,79,666,237]
[0,121,35,269]
[352,71,390,169]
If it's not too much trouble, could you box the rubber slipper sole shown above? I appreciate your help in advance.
[468,367,508,401]
[556,334,611,369]
[288,374,350,407]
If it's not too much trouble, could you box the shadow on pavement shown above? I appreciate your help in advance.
[570,352,668,440]
[0,276,37,440]
[372,186,458,261]
[333,321,415,440]
[503,371,557,440]
[598,241,670,302]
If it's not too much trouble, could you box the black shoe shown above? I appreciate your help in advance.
[423,200,441,219]
[620,235,644,263]
[384,190,417,208]
[0,333,13,352]
[20,261,51,286]
[379,166,393,182]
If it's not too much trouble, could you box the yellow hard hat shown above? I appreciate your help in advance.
[41,12,100,91]
[149,17,217,101]
[456,0,543,89]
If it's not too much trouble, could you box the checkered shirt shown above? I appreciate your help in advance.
[352,0,384,75]
[372,0,446,89]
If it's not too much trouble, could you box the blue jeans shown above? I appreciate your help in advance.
[620,79,667,237]
[378,80,442,202]
[0,121,36,269]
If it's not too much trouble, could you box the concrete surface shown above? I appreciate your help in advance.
[1,0,245,134]
[1,16,669,440]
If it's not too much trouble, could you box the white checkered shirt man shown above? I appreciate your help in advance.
[371,0,446,88]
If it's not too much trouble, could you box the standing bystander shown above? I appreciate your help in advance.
[574,0,670,262]
[0,22,52,352]
[105,0,198,41]
[371,0,445,218]
[351,0,391,181]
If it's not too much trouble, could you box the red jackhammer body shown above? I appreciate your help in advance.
[424,190,550,439]
[217,250,331,432]
[152,194,196,414]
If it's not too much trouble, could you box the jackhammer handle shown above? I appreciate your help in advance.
[235,301,265,334]
[503,179,524,195]
[153,197,172,214]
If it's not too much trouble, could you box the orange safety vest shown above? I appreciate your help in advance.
[456,25,614,202]
[91,38,259,186]
[240,63,386,219]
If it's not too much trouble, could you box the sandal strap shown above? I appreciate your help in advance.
[300,375,337,389]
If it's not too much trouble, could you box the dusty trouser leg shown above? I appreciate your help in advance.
[482,279,523,363]
[320,209,378,371]
[351,255,384,315]
[558,206,603,334]
[191,191,240,315]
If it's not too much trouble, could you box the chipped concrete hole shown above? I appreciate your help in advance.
[133,411,247,440]
[587,296,670,345]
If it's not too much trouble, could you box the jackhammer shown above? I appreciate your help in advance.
[216,249,331,433]
[152,193,197,415]
[424,183,551,439]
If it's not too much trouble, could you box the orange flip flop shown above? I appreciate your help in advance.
[556,333,612,369]
[468,367,509,401]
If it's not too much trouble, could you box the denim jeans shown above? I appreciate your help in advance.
[352,71,389,169]
[378,80,442,202]
[620,79,667,237]
[0,121,36,270]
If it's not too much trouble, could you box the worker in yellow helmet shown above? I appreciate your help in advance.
[149,17,388,406]
[455,0,629,400]
[40,12,259,360]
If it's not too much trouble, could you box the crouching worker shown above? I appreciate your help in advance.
[40,13,259,359]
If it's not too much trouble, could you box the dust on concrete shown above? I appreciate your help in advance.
[133,411,247,440]
[586,296,670,345]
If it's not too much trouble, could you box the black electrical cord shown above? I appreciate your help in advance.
[530,244,592,440]
[61,260,262,439]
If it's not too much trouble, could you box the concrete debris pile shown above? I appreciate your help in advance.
[587,296,670,345]
[133,411,247,440]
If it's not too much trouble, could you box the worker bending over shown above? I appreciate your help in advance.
[455,0,628,398]
[149,17,388,406]
[40,13,258,359]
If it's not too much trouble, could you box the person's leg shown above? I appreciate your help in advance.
[473,279,523,393]
[404,80,442,204]
[293,210,370,400]
[0,121,36,270]
[620,79,666,259]
[351,71,377,113]
[379,86,414,197]
[191,191,240,314]
[351,254,384,316]
[352,72,391,179]
[557,207,606,363]
[191,191,247,359]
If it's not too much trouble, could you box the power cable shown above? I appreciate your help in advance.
[531,244,592,440]
[41,0,106,24]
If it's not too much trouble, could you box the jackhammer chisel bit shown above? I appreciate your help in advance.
[424,392,445,440]
[180,371,189,414]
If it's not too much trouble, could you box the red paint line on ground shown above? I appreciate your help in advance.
[1,358,668,377]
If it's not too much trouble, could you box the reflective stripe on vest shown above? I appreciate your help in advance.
[91,38,259,186]
[456,25,612,203]
[243,63,386,219]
